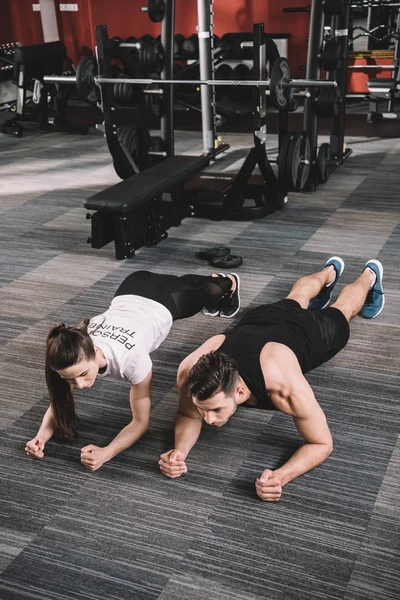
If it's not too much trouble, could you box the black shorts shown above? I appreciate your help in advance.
[238,299,350,373]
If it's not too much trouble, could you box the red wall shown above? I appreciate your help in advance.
[0,1,13,45]
[3,0,310,75]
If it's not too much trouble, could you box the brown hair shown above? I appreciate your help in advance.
[187,352,240,401]
[45,320,95,440]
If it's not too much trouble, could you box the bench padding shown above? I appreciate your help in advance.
[84,154,209,214]
[367,78,399,90]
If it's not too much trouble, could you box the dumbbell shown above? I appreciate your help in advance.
[174,34,185,58]
[231,63,252,101]
[215,63,233,97]
[182,34,199,60]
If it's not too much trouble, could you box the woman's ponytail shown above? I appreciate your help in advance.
[45,322,95,441]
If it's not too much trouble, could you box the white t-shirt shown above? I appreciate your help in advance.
[88,295,173,385]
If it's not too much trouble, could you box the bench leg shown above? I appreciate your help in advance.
[113,215,138,259]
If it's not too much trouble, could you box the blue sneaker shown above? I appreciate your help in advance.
[360,260,384,319]
[309,256,345,310]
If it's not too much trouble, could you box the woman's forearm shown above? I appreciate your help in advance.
[36,406,57,442]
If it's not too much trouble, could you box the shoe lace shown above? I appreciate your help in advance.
[365,288,383,305]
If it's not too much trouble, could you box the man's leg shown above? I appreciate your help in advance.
[286,260,340,309]
[331,260,383,321]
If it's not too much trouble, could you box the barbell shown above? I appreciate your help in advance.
[44,57,337,110]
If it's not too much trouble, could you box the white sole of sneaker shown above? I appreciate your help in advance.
[365,259,383,286]
[325,256,345,286]
[220,272,240,318]
[364,259,384,318]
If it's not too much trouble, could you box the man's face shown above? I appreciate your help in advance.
[57,357,99,389]
[192,390,238,427]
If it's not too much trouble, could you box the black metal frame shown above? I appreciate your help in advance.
[0,42,67,137]
[95,25,152,177]
[186,22,285,220]
[302,0,352,191]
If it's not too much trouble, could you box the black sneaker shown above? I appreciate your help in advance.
[203,273,225,317]
[219,273,240,318]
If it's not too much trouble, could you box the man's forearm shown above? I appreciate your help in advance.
[174,413,202,458]
[274,442,332,486]
[37,406,57,442]
[105,419,149,460]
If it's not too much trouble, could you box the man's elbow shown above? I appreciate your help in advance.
[325,440,333,457]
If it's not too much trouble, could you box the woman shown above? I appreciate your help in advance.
[25,270,240,471]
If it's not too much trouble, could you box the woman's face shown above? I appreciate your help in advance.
[56,357,99,389]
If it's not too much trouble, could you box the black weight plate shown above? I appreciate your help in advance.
[145,72,164,117]
[113,78,135,106]
[197,247,231,261]
[76,56,99,105]
[148,135,166,166]
[269,57,293,111]
[113,125,139,179]
[324,0,346,17]
[320,39,341,71]
[317,86,341,117]
[288,90,299,113]
[285,131,311,192]
[141,40,164,74]
[211,254,243,269]
[316,143,332,184]
[148,0,165,23]
[266,38,280,75]
[278,132,294,188]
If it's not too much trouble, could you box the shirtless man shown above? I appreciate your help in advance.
[159,257,384,501]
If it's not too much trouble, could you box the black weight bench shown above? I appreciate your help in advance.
[84,154,209,259]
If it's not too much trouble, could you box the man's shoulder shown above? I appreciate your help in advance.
[261,343,302,387]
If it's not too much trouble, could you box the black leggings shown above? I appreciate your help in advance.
[114,270,232,320]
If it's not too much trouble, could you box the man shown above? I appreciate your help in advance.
[158,257,385,502]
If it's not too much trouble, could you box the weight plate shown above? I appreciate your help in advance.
[320,39,341,71]
[76,56,99,106]
[317,86,341,117]
[285,131,311,192]
[278,133,294,188]
[140,39,164,74]
[197,247,231,260]
[288,90,299,113]
[145,73,164,117]
[316,143,332,184]
[113,77,136,106]
[148,0,165,23]
[324,0,347,17]
[269,57,294,111]
[113,125,139,179]
[211,254,243,269]
[148,135,166,166]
